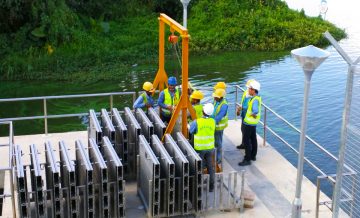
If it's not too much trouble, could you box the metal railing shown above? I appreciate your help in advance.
[234,85,356,216]
[0,121,16,217]
[0,92,136,135]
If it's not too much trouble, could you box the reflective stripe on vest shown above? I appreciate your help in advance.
[244,96,262,125]
[194,117,215,151]
[161,88,180,115]
[213,99,228,131]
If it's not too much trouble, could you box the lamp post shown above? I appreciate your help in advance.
[180,0,191,28]
[291,45,330,218]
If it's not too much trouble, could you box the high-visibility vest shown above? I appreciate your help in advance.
[194,104,203,119]
[141,92,148,112]
[241,90,248,105]
[244,96,262,125]
[161,88,180,116]
[213,99,228,131]
[194,117,215,151]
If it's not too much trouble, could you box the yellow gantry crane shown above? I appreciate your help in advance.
[152,13,196,139]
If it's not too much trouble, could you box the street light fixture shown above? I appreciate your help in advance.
[180,0,191,28]
[291,45,330,218]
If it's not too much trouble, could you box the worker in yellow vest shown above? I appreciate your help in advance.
[158,76,180,124]
[133,81,155,112]
[189,103,216,192]
[236,79,255,149]
[211,88,228,172]
[239,80,262,166]
[188,90,204,122]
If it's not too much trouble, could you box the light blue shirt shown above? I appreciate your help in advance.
[133,92,154,109]
[158,89,181,116]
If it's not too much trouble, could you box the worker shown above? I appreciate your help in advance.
[189,90,204,121]
[189,103,216,192]
[213,82,227,91]
[239,80,262,166]
[133,81,155,112]
[236,79,255,149]
[158,76,180,124]
[212,88,228,172]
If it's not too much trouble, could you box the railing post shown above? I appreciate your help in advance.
[133,92,137,106]
[263,107,267,147]
[110,95,113,112]
[235,86,238,121]
[8,122,16,218]
[315,176,321,218]
[43,98,48,135]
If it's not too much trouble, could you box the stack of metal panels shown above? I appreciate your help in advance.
[58,141,77,217]
[151,135,175,216]
[30,144,45,217]
[135,108,154,144]
[44,141,61,218]
[147,108,166,139]
[88,109,103,146]
[163,134,190,215]
[124,107,141,180]
[101,109,116,145]
[102,136,125,218]
[75,140,94,218]
[88,138,109,217]
[111,108,128,174]
[176,132,203,212]
[14,144,28,217]
[137,135,160,217]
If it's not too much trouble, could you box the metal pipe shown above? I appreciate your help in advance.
[235,86,238,121]
[110,95,113,112]
[8,122,16,218]
[315,176,324,218]
[263,107,267,147]
[44,98,48,135]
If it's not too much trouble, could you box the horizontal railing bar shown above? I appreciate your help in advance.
[0,91,135,102]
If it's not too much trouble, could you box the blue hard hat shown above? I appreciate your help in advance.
[168,77,177,86]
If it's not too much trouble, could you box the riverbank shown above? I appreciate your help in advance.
[0,0,346,82]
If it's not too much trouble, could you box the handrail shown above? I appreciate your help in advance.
[0,92,137,135]
[234,85,355,175]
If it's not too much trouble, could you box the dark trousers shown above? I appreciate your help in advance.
[160,113,171,124]
[197,149,215,186]
[243,124,257,161]
[241,117,245,145]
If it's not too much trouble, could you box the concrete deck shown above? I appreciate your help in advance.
[0,120,336,217]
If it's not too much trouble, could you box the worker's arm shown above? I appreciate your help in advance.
[214,104,228,124]
[189,120,198,135]
[133,95,145,109]
[147,95,155,107]
[251,99,259,118]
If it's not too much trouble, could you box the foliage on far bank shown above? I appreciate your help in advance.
[0,0,346,81]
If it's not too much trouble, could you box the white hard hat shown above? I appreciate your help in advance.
[245,79,255,88]
[249,80,260,91]
[203,103,214,116]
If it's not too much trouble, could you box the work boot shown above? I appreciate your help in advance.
[203,168,208,174]
[251,157,256,161]
[216,163,222,173]
[236,144,246,149]
[238,160,251,166]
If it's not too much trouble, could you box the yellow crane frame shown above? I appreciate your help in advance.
[152,13,196,139]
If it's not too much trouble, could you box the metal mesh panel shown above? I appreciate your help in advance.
[339,67,360,216]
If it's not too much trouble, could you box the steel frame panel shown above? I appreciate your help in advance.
[111,108,128,172]
[14,144,28,217]
[135,108,154,143]
[44,141,61,218]
[137,135,160,217]
[88,138,109,218]
[176,132,203,212]
[102,136,125,218]
[151,135,175,216]
[30,144,45,217]
[124,107,141,180]
[147,108,166,139]
[101,109,116,144]
[163,134,190,215]
[59,141,77,218]
[75,140,94,218]
[88,109,103,145]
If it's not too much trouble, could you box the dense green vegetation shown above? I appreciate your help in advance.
[0,0,346,81]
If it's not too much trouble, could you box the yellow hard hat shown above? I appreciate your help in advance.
[246,79,255,88]
[214,82,227,90]
[212,88,226,98]
[143,82,154,92]
[190,90,204,100]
